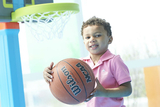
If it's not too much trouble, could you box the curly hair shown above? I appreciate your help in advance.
[81,16,112,36]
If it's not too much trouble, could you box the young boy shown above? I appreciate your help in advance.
[43,16,132,107]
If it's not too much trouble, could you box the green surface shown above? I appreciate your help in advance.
[12,3,79,22]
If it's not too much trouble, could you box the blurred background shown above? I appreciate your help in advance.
[1,0,160,107]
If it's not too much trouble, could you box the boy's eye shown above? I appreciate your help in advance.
[95,34,101,37]
[85,37,90,39]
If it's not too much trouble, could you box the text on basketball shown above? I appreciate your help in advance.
[61,66,81,96]
[76,63,92,83]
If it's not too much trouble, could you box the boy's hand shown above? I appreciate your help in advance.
[43,62,54,84]
[85,78,106,102]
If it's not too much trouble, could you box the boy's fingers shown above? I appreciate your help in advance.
[43,68,54,80]
[47,72,53,79]
[95,78,101,86]
[44,72,53,83]
[49,62,54,70]
[84,89,96,102]
[85,94,94,102]
[45,78,52,84]
[95,78,99,83]
[43,62,54,84]
[45,67,53,74]
[44,70,53,78]
[45,79,50,84]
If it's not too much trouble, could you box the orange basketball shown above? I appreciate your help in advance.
[49,58,95,104]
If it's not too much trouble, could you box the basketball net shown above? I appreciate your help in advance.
[19,11,74,41]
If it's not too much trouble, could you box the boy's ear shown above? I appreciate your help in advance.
[109,36,113,44]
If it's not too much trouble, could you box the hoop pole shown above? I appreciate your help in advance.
[0,22,26,107]
[12,0,24,11]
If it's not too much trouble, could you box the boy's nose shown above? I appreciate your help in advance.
[90,37,96,43]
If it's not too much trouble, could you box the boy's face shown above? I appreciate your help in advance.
[83,25,112,56]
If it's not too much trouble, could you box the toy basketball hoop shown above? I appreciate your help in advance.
[12,3,79,41]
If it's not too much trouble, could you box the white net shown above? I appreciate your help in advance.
[19,11,74,41]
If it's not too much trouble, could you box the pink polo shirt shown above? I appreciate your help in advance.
[81,50,131,107]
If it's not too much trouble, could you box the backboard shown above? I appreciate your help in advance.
[0,0,54,22]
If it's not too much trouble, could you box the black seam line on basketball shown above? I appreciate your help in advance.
[52,64,70,104]
[82,61,95,79]
[56,63,80,103]
[82,61,95,89]
[62,60,87,99]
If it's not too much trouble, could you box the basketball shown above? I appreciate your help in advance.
[49,58,95,104]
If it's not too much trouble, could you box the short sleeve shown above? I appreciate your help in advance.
[111,55,131,85]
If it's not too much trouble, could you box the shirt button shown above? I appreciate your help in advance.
[102,69,105,72]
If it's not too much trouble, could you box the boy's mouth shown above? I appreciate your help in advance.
[89,44,98,49]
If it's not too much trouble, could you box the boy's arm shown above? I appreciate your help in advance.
[102,81,132,97]
[85,79,132,101]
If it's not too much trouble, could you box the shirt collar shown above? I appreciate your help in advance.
[82,49,115,62]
